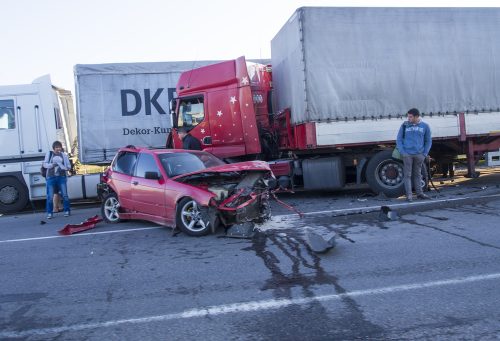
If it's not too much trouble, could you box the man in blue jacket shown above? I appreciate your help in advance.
[396,108,432,201]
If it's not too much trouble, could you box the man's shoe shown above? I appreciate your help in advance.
[406,197,413,202]
[47,213,53,219]
[417,193,431,200]
[64,211,70,217]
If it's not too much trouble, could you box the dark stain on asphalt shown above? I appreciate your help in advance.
[318,212,389,231]
[117,248,130,269]
[0,293,47,303]
[0,293,62,336]
[106,289,113,303]
[334,230,357,243]
[418,214,449,221]
[445,203,500,218]
[239,230,386,339]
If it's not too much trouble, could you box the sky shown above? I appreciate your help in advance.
[1,0,497,92]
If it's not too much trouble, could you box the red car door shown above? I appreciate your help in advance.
[110,151,138,210]
[130,152,166,218]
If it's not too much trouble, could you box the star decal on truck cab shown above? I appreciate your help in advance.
[230,96,237,104]
[217,110,223,117]
[241,77,249,85]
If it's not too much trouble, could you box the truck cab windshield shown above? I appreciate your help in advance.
[0,100,15,129]
[177,97,204,130]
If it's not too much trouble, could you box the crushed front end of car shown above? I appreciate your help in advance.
[174,161,274,232]
[211,171,271,226]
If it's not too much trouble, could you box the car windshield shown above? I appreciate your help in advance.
[158,152,225,177]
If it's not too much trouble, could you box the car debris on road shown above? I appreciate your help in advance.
[58,215,103,235]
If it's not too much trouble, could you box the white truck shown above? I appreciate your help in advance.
[0,75,100,213]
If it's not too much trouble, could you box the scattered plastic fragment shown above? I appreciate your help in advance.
[58,215,103,235]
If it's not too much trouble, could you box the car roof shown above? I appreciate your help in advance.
[151,149,206,156]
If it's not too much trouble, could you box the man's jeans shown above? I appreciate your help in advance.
[46,176,70,213]
[402,154,425,198]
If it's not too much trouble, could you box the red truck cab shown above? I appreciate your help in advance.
[169,57,273,160]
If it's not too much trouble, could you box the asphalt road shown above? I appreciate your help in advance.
[1,169,500,340]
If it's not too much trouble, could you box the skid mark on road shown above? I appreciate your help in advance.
[1,272,500,339]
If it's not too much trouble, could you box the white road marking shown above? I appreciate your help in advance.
[0,226,164,244]
[1,272,499,338]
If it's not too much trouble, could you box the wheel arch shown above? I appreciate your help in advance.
[174,190,214,223]
[174,188,215,208]
[0,172,28,190]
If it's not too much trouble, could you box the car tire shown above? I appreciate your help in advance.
[176,197,211,237]
[101,192,122,223]
[0,177,29,214]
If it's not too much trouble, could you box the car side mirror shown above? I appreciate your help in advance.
[144,171,161,180]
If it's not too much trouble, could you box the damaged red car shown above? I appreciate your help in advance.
[98,146,273,236]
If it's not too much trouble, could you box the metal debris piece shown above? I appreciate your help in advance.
[305,229,337,253]
[378,206,399,221]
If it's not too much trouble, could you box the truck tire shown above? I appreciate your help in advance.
[0,177,29,213]
[176,197,211,237]
[366,150,405,198]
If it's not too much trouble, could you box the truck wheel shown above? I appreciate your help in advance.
[101,193,122,223]
[0,177,29,213]
[366,150,405,198]
[176,197,211,236]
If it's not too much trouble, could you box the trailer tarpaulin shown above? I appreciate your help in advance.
[75,61,218,164]
[271,7,500,124]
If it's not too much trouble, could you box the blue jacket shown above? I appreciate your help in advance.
[396,120,432,156]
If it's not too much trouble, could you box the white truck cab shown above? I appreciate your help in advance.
[0,76,97,213]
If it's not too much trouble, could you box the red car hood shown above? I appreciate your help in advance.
[172,161,271,181]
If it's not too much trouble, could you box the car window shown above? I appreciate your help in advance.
[158,152,225,177]
[112,151,138,175]
[135,153,160,178]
